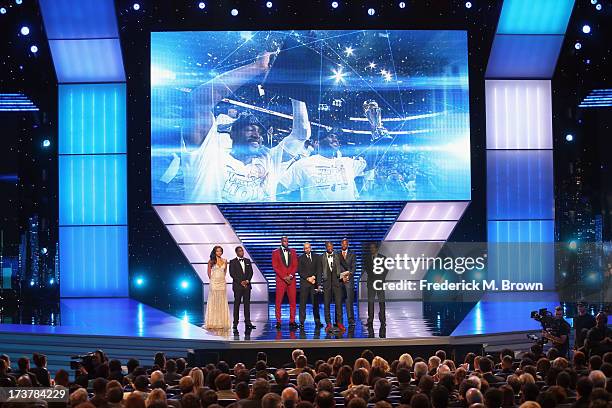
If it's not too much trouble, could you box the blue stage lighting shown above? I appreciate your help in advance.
[41,247,48,255]
[180,279,190,289]
[582,25,591,34]
[198,2,205,9]
[20,26,30,36]
[133,3,140,11]
[266,1,273,8]
[0,7,6,14]
[135,277,144,286]
[465,2,472,8]
[367,7,375,15]
[16,0,22,4]
[49,278,55,285]
[42,139,50,147]
[30,45,38,53]
[399,2,406,8]
[591,0,597,4]
[30,280,35,286]
[569,240,577,250]
[231,8,238,16]
[565,134,574,142]
[331,1,338,8]
[596,3,602,10]
[575,42,582,50]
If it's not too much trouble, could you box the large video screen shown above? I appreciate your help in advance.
[151,30,470,204]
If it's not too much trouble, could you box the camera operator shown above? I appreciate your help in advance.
[584,312,612,357]
[542,306,571,358]
[573,301,596,350]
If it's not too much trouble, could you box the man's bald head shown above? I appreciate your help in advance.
[282,387,299,403]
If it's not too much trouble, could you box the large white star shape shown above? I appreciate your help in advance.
[344,46,355,57]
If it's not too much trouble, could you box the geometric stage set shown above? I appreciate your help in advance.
[0,0,577,371]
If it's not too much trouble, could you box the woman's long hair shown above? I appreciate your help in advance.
[210,246,223,264]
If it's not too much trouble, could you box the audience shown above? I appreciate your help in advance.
[3,340,612,408]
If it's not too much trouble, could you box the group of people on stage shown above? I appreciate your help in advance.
[203,236,388,334]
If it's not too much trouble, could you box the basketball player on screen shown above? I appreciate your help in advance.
[180,52,313,203]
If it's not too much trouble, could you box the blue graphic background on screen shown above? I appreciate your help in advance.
[150,30,471,204]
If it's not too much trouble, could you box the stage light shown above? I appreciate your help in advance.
[399,2,406,8]
[180,279,190,289]
[133,3,140,11]
[49,278,55,285]
[29,280,35,286]
[465,1,472,8]
[42,139,51,147]
[135,277,144,286]
[582,25,591,34]
[266,1,272,8]
[0,7,6,14]
[198,2,205,9]
[565,134,574,142]
[16,0,22,4]
[575,42,582,50]
[30,45,38,53]
[231,8,238,16]
[367,7,375,15]
[331,1,338,8]
[596,4,602,10]
[591,0,597,4]
[569,240,577,250]
[41,247,48,255]
[20,26,30,36]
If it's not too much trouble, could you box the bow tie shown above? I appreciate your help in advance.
[327,254,333,258]
[283,248,289,252]
[239,258,244,262]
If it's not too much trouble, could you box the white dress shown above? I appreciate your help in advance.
[204,261,232,330]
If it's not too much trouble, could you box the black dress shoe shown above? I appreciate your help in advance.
[275,322,282,330]
[246,323,256,329]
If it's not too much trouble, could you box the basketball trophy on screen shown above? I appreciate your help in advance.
[363,100,392,142]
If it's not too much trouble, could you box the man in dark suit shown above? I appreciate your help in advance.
[320,241,344,332]
[298,242,322,328]
[362,242,388,327]
[229,246,256,330]
[338,238,356,326]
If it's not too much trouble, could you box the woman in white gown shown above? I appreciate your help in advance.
[204,246,232,331]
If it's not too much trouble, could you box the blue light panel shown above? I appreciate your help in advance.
[59,84,126,154]
[486,35,563,79]
[487,151,554,220]
[497,0,575,35]
[49,39,125,83]
[487,220,555,288]
[39,0,119,40]
[59,155,127,226]
[488,220,554,243]
[59,226,128,297]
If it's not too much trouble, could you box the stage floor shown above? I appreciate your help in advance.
[0,293,561,342]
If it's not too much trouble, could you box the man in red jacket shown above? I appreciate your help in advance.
[272,236,299,330]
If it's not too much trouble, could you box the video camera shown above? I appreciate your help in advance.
[529,308,561,345]
[69,352,97,371]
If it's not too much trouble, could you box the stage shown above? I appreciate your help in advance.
[0,292,561,371]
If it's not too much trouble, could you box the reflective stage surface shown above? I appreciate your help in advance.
[0,293,565,341]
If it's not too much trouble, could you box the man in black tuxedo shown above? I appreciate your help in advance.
[362,242,388,326]
[338,238,356,326]
[320,241,344,332]
[229,246,256,330]
[298,242,322,328]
